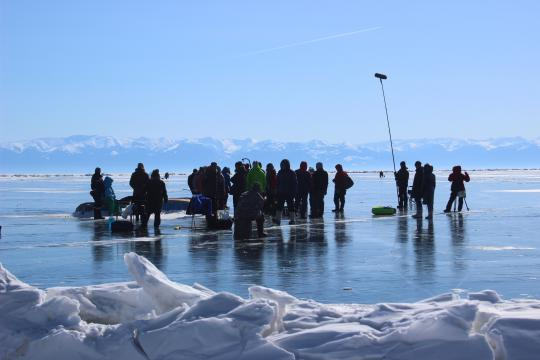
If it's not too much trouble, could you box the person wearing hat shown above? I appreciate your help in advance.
[394,161,409,210]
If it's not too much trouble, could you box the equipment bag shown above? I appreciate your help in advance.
[344,176,354,190]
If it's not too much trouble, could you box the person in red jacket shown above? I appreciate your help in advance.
[332,164,350,213]
[444,165,470,212]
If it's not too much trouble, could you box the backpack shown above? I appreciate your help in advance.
[344,175,354,190]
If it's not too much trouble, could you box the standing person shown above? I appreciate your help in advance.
[265,163,278,216]
[230,161,247,209]
[187,169,198,194]
[395,161,410,210]
[332,164,351,213]
[295,161,312,219]
[103,176,117,216]
[130,163,149,221]
[222,166,232,201]
[246,161,267,195]
[143,169,168,229]
[310,162,328,218]
[90,167,105,219]
[203,162,220,215]
[216,166,227,210]
[411,161,424,219]
[444,166,470,213]
[273,159,298,225]
[422,164,436,220]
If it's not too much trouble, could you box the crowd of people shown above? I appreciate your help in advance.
[90,159,471,236]
[185,160,354,233]
[91,163,168,228]
[395,161,470,220]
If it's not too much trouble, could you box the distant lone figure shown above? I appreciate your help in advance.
[90,167,105,220]
[395,161,409,210]
[143,169,168,229]
[444,166,470,213]
[379,171,385,178]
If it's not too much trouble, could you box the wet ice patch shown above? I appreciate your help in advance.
[471,246,536,251]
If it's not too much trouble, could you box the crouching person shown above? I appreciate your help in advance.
[234,183,266,239]
[143,169,168,229]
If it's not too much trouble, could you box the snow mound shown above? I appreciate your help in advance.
[2,254,540,359]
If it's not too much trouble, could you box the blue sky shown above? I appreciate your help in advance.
[1,0,539,143]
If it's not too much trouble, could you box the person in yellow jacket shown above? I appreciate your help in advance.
[246,161,267,195]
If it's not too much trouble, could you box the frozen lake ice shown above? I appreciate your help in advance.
[0,170,539,303]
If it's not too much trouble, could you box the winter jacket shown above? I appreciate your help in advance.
[91,174,105,199]
[266,169,278,195]
[312,170,329,195]
[296,166,312,195]
[203,166,219,199]
[188,172,197,193]
[246,164,267,193]
[103,177,116,200]
[222,170,231,193]
[422,166,436,203]
[277,169,298,198]
[234,189,265,220]
[395,168,409,188]
[448,166,470,192]
[333,171,349,191]
[146,178,168,211]
[411,167,424,200]
[129,168,149,200]
[230,168,247,196]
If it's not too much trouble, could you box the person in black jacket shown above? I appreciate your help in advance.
[295,161,312,219]
[187,169,198,194]
[422,164,436,220]
[273,159,298,225]
[394,161,409,210]
[310,162,328,218]
[142,169,168,229]
[130,163,149,221]
[411,161,424,218]
[90,167,105,220]
[230,161,247,209]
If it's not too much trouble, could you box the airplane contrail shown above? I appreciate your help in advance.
[236,26,381,57]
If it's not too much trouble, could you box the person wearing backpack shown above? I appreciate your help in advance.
[332,164,353,213]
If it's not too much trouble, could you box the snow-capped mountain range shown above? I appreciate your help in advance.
[1,135,538,173]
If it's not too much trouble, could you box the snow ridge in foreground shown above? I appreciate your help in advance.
[1,253,540,359]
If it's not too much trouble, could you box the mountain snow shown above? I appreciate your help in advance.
[0,135,539,172]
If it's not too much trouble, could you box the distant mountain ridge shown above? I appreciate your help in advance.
[1,135,539,172]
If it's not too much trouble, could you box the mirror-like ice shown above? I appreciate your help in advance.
[0,170,539,303]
